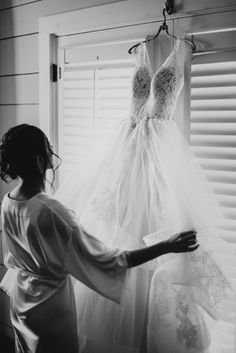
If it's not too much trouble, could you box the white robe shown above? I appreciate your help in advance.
[0,192,128,353]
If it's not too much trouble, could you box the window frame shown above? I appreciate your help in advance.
[39,4,236,243]
[38,0,169,142]
[39,2,236,145]
[57,40,137,183]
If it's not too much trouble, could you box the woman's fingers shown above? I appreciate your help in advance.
[167,230,199,253]
[187,238,197,245]
[178,230,199,252]
[184,244,200,252]
[178,242,199,251]
[179,234,197,244]
[180,230,197,237]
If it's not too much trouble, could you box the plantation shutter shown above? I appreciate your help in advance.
[58,42,135,182]
[190,30,236,351]
[190,31,236,244]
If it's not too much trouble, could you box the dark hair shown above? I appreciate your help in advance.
[0,124,61,186]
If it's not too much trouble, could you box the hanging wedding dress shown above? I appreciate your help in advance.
[55,39,236,353]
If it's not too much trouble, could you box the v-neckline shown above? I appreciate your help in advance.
[140,38,180,80]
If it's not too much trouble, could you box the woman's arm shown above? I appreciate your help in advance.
[49,200,198,301]
[125,230,198,268]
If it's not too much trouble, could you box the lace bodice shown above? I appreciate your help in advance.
[130,39,183,122]
[131,51,152,118]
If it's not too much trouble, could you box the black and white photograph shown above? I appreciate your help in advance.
[0,0,236,352]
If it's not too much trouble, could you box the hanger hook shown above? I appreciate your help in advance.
[128,0,196,54]
[164,0,174,15]
[162,7,167,24]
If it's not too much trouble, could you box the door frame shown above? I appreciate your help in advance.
[39,1,236,140]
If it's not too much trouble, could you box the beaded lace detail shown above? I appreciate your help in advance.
[130,46,152,123]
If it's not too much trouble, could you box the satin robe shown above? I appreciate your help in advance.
[0,192,128,353]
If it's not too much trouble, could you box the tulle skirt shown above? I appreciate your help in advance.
[55,117,236,353]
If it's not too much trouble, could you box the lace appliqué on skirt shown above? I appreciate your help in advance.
[149,270,172,328]
[149,270,199,350]
[190,249,233,306]
[91,187,116,223]
[175,290,198,349]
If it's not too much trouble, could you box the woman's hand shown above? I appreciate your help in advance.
[125,230,199,268]
[164,230,199,253]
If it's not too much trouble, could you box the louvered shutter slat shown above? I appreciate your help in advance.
[192,146,236,159]
[216,219,236,232]
[191,42,236,247]
[220,229,236,243]
[204,170,236,183]
[64,98,94,108]
[191,86,236,100]
[64,81,94,89]
[191,99,236,110]
[212,182,236,195]
[191,110,236,121]
[192,74,236,88]
[191,61,236,75]
[59,44,135,182]
[64,90,94,99]
[198,158,236,172]
[222,207,236,220]
[63,118,93,128]
[63,69,94,78]
[97,79,131,89]
[191,135,236,147]
[191,123,236,135]
[63,108,93,117]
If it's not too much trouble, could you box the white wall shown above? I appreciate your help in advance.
[0,0,235,337]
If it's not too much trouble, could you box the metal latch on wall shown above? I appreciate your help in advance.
[52,64,61,82]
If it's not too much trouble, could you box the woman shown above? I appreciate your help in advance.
[0,124,198,353]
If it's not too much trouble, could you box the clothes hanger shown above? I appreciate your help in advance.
[128,5,196,54]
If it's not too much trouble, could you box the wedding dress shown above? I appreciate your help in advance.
[55,39,236,353]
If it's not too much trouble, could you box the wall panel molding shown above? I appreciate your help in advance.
[0,0,42,11]
[0,2,43,39]
[0,34,38,75]
[0,75,38,104]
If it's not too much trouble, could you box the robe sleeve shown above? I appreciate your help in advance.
[64,212,129,304]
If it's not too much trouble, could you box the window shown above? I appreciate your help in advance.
[190,30,236,243]
[189,30,236,345]
[57,41,136,182]
[56,28,236,246]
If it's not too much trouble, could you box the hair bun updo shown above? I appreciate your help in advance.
[0,124,59,183]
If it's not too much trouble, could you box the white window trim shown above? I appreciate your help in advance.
[39,2,236,141]
[38,0,166,141]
